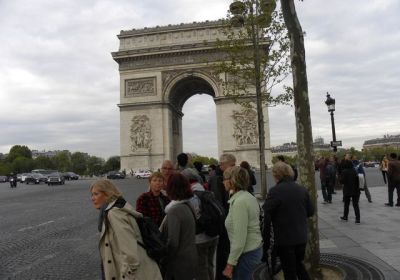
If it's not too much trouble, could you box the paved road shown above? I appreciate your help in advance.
[0,178,148,280]
[0,167,387,279]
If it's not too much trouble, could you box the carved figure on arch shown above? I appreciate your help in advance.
[232,109,258,146]
[130,115,152,151]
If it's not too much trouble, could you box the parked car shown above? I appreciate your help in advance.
[26,173,47,184]
[106,171,126,179]
[0,176,8,183]
[364,161,379,168]
[134,170,151,179]
[62,172,79,180]
[47,172,65,186]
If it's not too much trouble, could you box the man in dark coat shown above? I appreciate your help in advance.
[263,162,314,280]
[386,153,400,207]
[208,153,235,280]
[340,160,361,223]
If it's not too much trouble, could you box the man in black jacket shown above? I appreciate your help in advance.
[386,153,400,207]
[263,162,314,280]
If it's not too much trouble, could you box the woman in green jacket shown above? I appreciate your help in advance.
[222,166,263,280]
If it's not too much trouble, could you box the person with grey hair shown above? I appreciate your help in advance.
[222,166,262,280]
[263,162,314,280]
[208,153,236,280]
[90,179,162,280]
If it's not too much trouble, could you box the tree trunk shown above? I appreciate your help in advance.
[280,0,322,278]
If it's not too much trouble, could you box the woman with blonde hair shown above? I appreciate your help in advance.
[90,179,162,280]
[222,166,263,280]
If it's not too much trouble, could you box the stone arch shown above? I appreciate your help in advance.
[112,20,272,171]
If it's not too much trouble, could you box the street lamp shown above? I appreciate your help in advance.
[325,92,337,152]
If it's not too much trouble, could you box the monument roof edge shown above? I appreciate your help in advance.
[118,19,226,37]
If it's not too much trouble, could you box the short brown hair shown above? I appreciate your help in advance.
[148,171,164,183]
[90,179,122,203]
[272,161,294,181]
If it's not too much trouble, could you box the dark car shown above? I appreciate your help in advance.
[63,172,79,180]
[26,173,47,184]
[0,176,8,183]
[106,171,126,179]
[47,172,65,186]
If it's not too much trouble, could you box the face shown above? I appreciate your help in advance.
[220,160,234,172]
[161,162,174,179]
[344,153,351,160]
[150,177,164,195]
[91,187,107,209]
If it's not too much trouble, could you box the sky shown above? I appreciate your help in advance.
[1,0,399,159]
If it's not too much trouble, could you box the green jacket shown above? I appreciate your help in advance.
[225,190,262,265]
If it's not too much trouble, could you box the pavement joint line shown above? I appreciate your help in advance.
[17,220,54,232]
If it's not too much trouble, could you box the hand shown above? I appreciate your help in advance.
[222,264,233,279]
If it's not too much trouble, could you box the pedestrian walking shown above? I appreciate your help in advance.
[90,179,162,280]
[385,153,400,207]
[318,157,332,203]
[340,160,361,223]
[352,158,372,203]
[222,166,262,280]
[263,162,314,280]
[380,155,389,184]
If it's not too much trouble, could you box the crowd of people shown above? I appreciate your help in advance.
[316,152,400,224]
[88,151,400,280]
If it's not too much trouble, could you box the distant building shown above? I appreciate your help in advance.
[271,137,331,157]
[31,149,71,159]
[363,134,400,150]
[0,153,6,160]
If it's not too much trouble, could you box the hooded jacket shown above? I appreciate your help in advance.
[99,198,162,280]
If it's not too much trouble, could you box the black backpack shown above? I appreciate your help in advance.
[135,216,168,264]
[193,190,226,237]
[106,198,167,264]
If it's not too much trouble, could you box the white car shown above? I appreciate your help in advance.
[134,171,152,179]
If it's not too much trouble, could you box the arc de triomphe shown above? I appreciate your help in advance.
[112,20,272,171]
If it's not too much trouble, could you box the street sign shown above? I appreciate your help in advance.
[330,140,342,147]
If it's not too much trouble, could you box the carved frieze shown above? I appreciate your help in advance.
[119,51,224,71]
[232,109,259,146]
[130,115,152,151]
[125,77,156,97]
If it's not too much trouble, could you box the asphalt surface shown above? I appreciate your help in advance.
[0,167,387,279]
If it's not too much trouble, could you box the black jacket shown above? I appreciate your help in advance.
[263,178,314,246]
[340,168,360,196]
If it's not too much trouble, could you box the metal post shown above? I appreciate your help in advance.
[330,111,337,152]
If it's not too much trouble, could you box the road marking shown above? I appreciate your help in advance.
[18,220,55,232]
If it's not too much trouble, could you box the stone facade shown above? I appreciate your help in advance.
[112,21,272,171]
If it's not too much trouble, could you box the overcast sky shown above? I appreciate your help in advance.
[1,0,399,159]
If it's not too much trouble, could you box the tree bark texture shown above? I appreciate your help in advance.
[280,0,322,278]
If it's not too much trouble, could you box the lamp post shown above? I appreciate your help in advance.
[325,92,337,152]
[229,0,272,199]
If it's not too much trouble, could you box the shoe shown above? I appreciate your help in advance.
[355,220,360,224]
[395,204,400,207]
[368,200,372,203]
[322,201,329,204]
[385,203,393,207]
[328,200,332,204]
[332,191,337,194]
[340,216,348,221]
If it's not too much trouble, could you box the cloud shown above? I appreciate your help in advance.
[0,0,399,159]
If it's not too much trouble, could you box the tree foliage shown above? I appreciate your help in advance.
[71,152,88,175]
[6,145,32,162]
[214,0,293,108]
[104,156,121,173]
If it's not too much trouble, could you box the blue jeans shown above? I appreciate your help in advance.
[233,246,262,280]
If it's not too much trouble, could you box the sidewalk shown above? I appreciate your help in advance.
[318,186,400,279]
